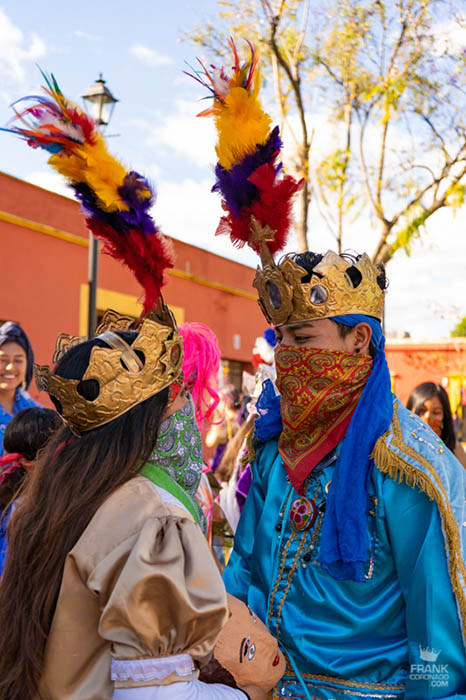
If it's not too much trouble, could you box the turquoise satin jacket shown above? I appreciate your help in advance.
[224,399,466,699]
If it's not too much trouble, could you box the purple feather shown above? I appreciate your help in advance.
[72,173,158,237]
[117,171,157,235]
[118,171,154,211]
[72,182,128,233]
[212,126,283,216]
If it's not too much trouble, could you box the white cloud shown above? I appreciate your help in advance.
[130,44,173,67]
[0,9,46,83]
[25,171,74,199]
[432,17,466,56]
[155,177,257,267]
[131,99,216,169]
[384,207,466,340]
[74,30,103,42]
[144,163,161,180]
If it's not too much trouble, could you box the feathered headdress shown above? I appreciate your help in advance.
[187,39,303,257]
[2,71,173,316]
[188,42,385,331]
[2,71,184,435]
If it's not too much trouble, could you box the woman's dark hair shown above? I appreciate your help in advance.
[0,408,62,511]
[0,331,170,700]
[285,251,388,356]
[406,382,456,452]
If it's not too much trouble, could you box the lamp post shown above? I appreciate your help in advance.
[81,75,119,338]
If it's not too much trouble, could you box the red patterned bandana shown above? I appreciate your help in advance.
[276,345,372,493]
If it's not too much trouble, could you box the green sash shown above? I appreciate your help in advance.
[141,460,204,529]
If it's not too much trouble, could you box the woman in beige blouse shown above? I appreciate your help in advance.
[0,323,264,700]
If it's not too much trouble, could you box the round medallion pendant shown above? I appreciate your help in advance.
[290,496,318,531]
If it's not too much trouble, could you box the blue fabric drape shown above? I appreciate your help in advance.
[318,314,393,581]
[255,379,282,442]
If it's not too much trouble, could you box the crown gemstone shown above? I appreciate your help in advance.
[170,344,181,364]
[267,281,282,309]
[309,284,328,305]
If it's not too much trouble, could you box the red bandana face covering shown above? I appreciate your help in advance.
[275,344,373,493]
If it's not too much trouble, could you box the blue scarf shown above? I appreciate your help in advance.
[255,378,282,442]
[253,315,393,582]
[318,314,393,581]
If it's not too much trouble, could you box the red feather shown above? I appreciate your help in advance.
[87,219,175,315]
[216,164,304,255]
[66,107,95,143]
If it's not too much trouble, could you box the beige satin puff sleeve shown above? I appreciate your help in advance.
[91,514,228,666]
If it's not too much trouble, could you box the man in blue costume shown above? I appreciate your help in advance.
[224,249,466,700]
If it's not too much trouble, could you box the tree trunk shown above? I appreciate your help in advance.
[295,180,310,252]
[372,222,392,265]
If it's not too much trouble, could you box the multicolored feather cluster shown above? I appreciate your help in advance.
[187,39,303,256]
[2,71,173,315]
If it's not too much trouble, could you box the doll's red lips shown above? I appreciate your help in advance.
[273,654,280,667]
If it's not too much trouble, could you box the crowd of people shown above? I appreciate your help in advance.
[1,40,465,700]
[0,301,465,699]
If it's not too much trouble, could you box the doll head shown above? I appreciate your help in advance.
[214,594,286,691]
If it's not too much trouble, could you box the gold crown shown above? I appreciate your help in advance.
[250,224,385,326]
[34,308,183,435]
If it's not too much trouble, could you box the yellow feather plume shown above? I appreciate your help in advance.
[49,134,133,212]
[214,74,271,171]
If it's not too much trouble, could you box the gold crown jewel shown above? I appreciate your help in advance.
[34,308,183,435]
[252,245,385,326]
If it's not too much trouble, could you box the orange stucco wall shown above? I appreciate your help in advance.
[386,340,466,407]
[0,171,265,402]
[4,171,465,412]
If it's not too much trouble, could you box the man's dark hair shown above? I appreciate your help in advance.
[284,251,388,353]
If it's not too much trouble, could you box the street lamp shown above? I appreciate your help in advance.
[81,75,119,338]
[82,74,118,128]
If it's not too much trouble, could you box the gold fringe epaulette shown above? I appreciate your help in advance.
[372,402,466,643]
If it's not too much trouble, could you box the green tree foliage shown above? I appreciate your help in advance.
[451,316,466,337]
[185,0,466,263]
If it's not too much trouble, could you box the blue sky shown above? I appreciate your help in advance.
[1,1,465,341]
[0,1,219,184]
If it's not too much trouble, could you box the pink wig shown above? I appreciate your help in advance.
[179,322,221,429]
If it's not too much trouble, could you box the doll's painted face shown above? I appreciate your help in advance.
[214,594,286,691]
